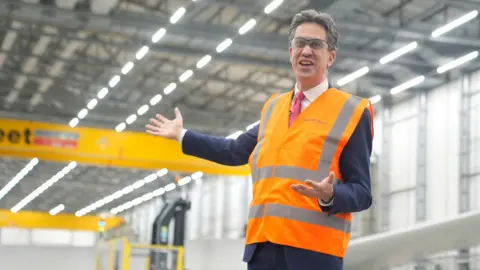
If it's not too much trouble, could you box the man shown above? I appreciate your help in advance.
[146,9,374,270]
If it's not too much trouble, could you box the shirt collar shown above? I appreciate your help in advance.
[294,79,329,102]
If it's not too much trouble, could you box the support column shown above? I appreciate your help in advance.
[380,100,392,232]
[416,91,427,222]
[414,91,428,270]
[458,74,472,270]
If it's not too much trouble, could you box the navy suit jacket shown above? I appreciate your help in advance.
[181,106,373,265]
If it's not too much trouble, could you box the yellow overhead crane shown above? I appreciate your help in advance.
[0,118,250,176]
[0,210,123,231]
[0,117,249,231]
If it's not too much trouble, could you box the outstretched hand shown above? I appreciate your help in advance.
[291,171,335,201]
[145,107,184,140]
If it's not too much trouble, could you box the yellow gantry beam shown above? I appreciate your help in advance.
[0,210,124,231]
[0,118,249,175]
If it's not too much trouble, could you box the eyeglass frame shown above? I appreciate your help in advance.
[290,37,331,51]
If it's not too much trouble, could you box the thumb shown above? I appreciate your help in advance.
[326,171,335,184]
[174,107,182,120]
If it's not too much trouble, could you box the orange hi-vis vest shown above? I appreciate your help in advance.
[246,87,374,258]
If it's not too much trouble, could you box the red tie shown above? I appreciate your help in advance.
[289,91,305,126]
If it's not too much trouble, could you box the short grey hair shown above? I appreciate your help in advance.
[288,9,339,52]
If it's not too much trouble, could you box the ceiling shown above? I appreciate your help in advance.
[0,0,479,216]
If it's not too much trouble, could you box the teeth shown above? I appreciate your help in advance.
[300,61,313,65]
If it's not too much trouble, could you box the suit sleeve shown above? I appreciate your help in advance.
[181,124,259,166]
[321,108,373,214]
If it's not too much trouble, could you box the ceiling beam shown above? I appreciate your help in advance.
[3,0,480,55]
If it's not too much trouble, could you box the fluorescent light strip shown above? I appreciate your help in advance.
[239,19,257,35]
[226,130,243,139]
[246,121,260,131]
[11,161,77,213]
[431,10,478,38]
[110,171,204,215]
[216,38,233,53]
[121,62,134,75]
[49,204,65,215]
[379,42,417,64]
[74,168,168,217]
[170,7,186,24]
[369,95,382,104]
[0,158,39,201]
[390,75,425,95]
[437,51,478,74]
[337,66,369,86]
[264,0,283,14]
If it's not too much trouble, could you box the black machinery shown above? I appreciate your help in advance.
[149,197,191,270]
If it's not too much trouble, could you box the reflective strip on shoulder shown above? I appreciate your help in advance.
[248,203,350,233]
[252,94,363,183]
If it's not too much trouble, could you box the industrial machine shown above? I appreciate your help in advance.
[149,197,191,270]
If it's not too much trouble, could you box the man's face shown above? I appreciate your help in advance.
[289,22,336,85]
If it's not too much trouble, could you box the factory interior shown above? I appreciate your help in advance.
[0,0,480,269]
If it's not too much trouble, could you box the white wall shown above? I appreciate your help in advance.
[425,79,461,221]
[373,69,480,269]
[0,246,95,270]
[0,227,97,270]
[388,98,419,230]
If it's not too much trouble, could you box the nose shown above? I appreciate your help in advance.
[300,45,313,56]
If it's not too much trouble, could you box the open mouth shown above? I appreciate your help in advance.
[299,60,314,67]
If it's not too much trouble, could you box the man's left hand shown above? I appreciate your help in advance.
[291,172,335,201]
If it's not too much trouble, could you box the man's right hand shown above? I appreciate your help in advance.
[145,107,184,141]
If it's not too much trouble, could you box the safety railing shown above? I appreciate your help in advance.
[95,237,184,270]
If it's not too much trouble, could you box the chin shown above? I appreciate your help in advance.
[296,72,316,79]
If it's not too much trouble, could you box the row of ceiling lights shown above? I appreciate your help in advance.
[110,171,203,215]
[1,157,201,216]
[336,10,478,105]
[67,0,283,132]
[74,168,169,217]
[220,11,479,139]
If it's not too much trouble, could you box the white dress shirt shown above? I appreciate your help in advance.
[292,79,329,111]
[178,79,334,206]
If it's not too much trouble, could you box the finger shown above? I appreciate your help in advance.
[305,179,320,189]
[146,129,160,136]
[146,124,160,132]
[174,107,183,120]
[149,118,163,127]
[327,171,335,184]
[146,128,167,137]
[290,184,318,198]
[155,114,169,123]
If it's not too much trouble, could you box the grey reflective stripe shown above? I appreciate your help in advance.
[248,203,350,233]
[316,95,362,178]
[248,204,265,219]
[251,94,285,181]
[252,94,363,183]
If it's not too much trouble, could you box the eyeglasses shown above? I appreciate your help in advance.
[291,37,328,50]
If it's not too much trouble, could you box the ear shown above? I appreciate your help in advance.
[288,47,293,62]
[327,50,336,68]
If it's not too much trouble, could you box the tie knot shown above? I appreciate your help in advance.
[295,91,305,102]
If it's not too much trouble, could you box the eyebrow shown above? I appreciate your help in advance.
[294,36,324,40]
